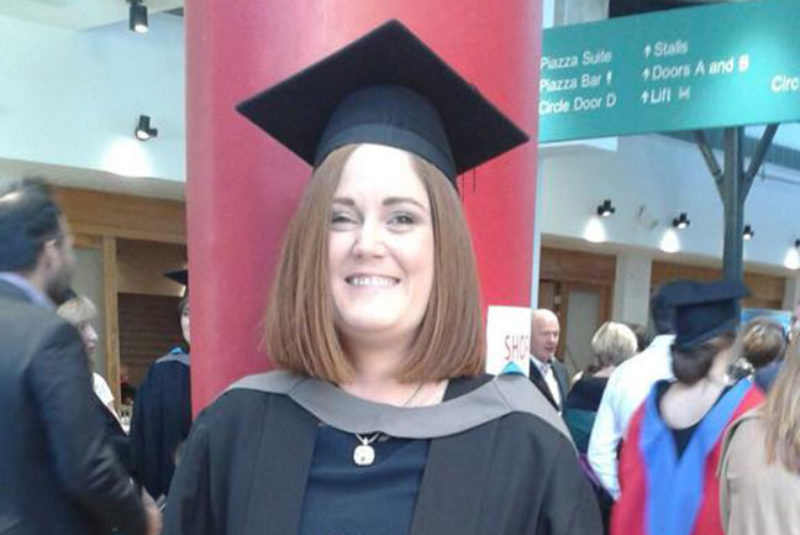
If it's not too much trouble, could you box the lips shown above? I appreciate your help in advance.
[345,275,400,287]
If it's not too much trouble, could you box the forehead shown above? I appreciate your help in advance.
[534,315,559,331]
[336,144,429,203]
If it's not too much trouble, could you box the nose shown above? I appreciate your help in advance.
[352,217,385,258]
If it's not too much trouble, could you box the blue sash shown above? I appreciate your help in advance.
[640,379,750,535]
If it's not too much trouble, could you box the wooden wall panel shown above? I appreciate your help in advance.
[103,237,121,409]
[540,247,617,286]
[55,186,186,244]
[651,261,786,309]
[117,239,187,296]
[118,293,184,387]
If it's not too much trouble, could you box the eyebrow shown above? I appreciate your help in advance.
[331,197,428,210]
[383,197,428,210]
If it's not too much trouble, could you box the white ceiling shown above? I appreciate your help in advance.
[0,0,183,30]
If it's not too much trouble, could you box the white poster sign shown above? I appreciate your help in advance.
[485,306,531,377]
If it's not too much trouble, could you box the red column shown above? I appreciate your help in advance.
[186,1,542,412]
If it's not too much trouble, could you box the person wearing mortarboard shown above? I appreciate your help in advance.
[130,268,192,503]
[611,280,765,535]
[163,21,602,535]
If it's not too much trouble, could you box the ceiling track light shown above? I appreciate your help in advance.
[672,212,690,230]
[135,115,158,140]
[597,199,615,218]
[129,0,148,33]
[743,224,754,241]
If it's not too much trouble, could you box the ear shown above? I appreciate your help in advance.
[40,239,61,269]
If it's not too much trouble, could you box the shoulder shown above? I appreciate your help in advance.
[154,347,190,365]
[720,408,766,475]
[199,370,303,424]
[489,374,575,446]
[724,408,765,449]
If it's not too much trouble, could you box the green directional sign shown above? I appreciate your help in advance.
[538,0,800,143]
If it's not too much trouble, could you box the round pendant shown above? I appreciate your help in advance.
[353,444,376,466]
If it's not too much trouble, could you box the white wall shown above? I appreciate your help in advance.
[0,13,185,182]
[540,134,800,271]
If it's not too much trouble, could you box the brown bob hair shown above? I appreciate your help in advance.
[264,145,485,384]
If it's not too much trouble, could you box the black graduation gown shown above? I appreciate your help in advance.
[164,372,602,535]
[130,348,192,498]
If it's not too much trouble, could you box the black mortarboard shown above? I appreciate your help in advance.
[164,269,188,287]
[236,20,528,182]
[662,279,750,351]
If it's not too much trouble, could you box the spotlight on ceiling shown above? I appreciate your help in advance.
[135,115,158,140]
[743,225,754,241]
[597,199,615,218]
[129,0,148,33]
[672,212,691,230]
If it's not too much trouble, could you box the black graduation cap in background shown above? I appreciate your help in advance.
[236,19,529,182]
[662,279,750,351]
[165,268,188,289]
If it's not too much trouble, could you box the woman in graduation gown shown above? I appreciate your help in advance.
[164,21,602,535]
[611,280,764,535]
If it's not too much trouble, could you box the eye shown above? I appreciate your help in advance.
[330,210,358,228]
[388,212,416,226]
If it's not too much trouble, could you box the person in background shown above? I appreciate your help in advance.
[163,21,602,535]
[529,309,569,412]
[588,283,677,499]
[611,280,764,535]
[57,292,131,472]
[130,269,192,501]
[625,322,652,353]
[718,337,800,535]
[564,322,638,453]
[0,178,159,535]
[740,317,786,393]
[57,291,118,417]
[565,322,637,534]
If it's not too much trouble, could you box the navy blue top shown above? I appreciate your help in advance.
[298,425,430,535]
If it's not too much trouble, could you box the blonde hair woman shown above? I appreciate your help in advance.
[56,293,116,416]
[564,322,638,453]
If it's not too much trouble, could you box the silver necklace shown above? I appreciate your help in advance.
[352,382,424,467]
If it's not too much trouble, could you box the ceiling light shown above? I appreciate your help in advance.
[583,217,607,243]
[135,115,158,140]
[129,0,148,33]
[597,199,615,218]
[743,225,754,241]
[783,240,800,270]
[672,212,690,230]
[659,228,680,254]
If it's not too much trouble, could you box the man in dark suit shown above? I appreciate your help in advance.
[528,308,568,412]
[0,179,160,535]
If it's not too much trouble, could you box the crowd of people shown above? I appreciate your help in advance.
[1,19,799,535]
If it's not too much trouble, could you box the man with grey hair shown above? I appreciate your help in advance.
[529,308,568,412]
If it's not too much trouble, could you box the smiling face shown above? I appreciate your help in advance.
[328,144,435,350]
